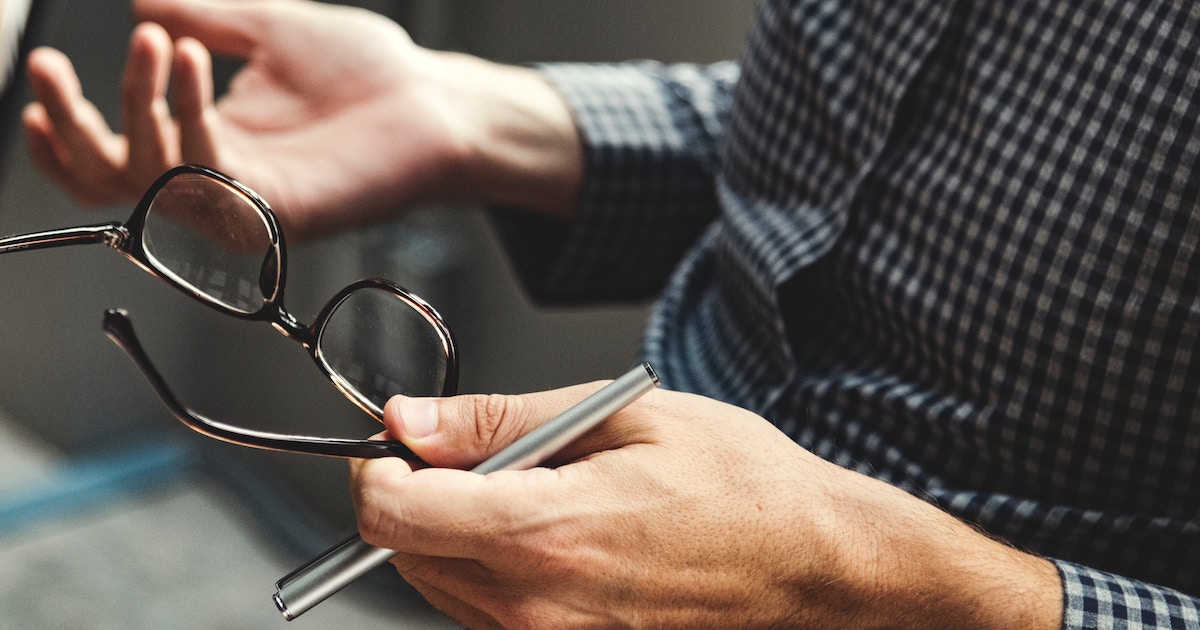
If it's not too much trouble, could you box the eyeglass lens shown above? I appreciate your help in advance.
[319,288,452,416]
[142,172,275,315]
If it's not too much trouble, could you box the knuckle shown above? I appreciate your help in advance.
[468,393,527,454]
[349,463,403,546]
[355,503,388,546]
[352,489,386,544]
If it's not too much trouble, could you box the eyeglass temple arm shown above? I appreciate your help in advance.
[0,222,125,254]
[101,309,420,461]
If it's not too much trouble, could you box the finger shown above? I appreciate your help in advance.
[22,104,75,191]
[133,0,281,59]
[398,559,506,628]
[21,104,120,206]
[122,22,180,188]
[351,456,561,558]
[24,47,128,194]
[171,37,220,166]
[383,381,612,469]
[401,569,504,630]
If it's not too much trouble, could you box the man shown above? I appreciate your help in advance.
[22,0,1200,627]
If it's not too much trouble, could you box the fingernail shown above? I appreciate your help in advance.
[399,397,438,440]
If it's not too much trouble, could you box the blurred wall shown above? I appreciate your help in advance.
[0,0,755,542]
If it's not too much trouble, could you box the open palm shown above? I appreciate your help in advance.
[24,0,470,241]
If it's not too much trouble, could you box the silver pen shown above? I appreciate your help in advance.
[274,362,661,620]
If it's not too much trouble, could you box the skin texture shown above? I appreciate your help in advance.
[24,1,1064,627]
[351,385,1062,629]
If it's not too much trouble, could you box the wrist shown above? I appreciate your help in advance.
[824,473,1063,629]
[432,52,584,217]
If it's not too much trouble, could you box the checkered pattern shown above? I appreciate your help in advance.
[497,0,1200,626]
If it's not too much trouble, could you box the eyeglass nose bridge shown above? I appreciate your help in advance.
[267,305,317,348]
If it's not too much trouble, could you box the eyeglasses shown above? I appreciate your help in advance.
[1,164,458,459]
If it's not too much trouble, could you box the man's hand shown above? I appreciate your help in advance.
[23,0,582,241]
[350,383,1063,629]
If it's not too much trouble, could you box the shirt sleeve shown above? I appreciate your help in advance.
[490,61,738,306]
[1055,560,1200,629]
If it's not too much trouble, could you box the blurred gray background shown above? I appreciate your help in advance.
[0,1,754,627]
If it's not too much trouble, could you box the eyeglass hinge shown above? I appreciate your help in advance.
[103,224,131,249]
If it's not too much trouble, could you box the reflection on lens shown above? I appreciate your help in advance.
[317,287,450,417]
[142,173,276,314]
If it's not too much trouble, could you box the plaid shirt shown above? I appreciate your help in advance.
[495,1,1200,626]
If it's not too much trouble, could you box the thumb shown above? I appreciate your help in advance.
[133,0,289,58]
[383,382,611,470]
